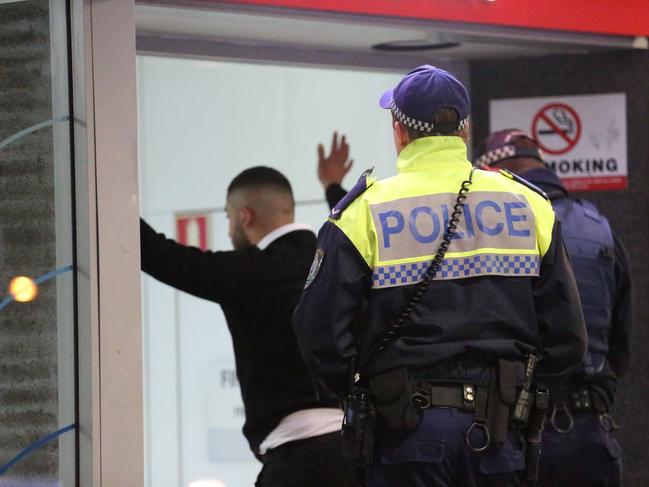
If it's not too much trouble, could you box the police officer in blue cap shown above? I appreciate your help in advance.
[294,65,587,487]
[475,129,633,487]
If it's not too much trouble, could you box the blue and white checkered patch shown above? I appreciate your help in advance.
[372,253,540,289]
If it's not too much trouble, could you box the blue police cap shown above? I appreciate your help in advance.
[379,65,470,133]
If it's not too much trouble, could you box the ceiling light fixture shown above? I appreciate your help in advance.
[372,40,460,52]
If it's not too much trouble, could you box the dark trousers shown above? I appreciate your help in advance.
[538,412,622,487]
[256,431,360,487]
[369,407,524,487]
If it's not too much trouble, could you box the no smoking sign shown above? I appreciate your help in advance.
[531,103,582,155]
[490,93,627,192]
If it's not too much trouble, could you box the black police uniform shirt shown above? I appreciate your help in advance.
[517,168,633,407]
[140,219,339,456]
[294,136,587,395]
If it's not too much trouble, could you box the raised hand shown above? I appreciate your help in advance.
[317,131,353,188]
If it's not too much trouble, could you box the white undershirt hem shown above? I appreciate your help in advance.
[258,408,343,455]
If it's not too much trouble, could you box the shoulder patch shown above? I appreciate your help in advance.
[499,169,549,201]
[304,248,325,289]
[330,167,375,220]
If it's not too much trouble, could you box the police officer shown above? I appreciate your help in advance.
[293,65,587,487]
[475,129,632,487]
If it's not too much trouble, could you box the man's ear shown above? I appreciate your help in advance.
[393,120,410,150]
[239,207,254,229]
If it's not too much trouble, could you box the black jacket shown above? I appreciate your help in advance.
[140,219,337,455]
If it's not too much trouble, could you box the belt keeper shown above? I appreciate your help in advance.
[411,386,431,409]
[463,383,476,409]
[466,386,491,452]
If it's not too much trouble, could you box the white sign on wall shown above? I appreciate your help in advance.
[490,93,627,191]
[205,360,245,429]
[204,359,252,461]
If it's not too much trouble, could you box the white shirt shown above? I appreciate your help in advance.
[256,222,343,455]
[256,222,314,250]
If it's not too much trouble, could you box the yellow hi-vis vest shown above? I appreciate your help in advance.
[332,136,556,289]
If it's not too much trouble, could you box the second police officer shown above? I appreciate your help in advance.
[293,65,587,487]
[475,129,632,487]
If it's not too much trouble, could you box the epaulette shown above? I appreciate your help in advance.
[499,169,549,201]
[329,167,375,220]
[577,199,603,223]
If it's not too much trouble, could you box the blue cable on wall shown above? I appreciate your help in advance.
[0,116,70,151]
[0,424,77,476]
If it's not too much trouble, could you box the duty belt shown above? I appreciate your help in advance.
[410,381,492,453]
[548,388,618,433]
[405,358,532,454]
[553,388,595,412]
[410,381,488,413]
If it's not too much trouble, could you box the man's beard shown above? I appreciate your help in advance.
[231,224,252,251]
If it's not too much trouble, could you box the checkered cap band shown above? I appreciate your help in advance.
[391,102,468,134]
[475,145,517,167]
[372,253,540,289]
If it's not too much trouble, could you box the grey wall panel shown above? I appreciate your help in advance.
[470,50,649,486]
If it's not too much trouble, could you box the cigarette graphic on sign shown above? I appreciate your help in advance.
[532,103,582,155]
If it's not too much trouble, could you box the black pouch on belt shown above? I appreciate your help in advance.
[369,367,421,433]
[487,359,518,445]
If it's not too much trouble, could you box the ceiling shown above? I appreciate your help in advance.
[135,2,645,64]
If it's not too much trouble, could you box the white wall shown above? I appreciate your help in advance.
[137,55,466,487]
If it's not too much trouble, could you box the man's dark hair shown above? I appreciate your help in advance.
[394,107,463,141]
[227,166,293,196]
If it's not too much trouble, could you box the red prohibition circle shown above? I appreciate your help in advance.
[531,103,582,155]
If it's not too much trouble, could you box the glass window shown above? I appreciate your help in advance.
[0,1,76,486]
